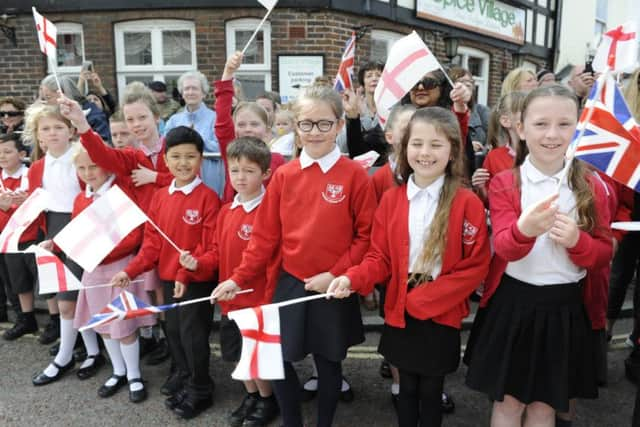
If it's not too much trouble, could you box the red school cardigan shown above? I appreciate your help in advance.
[346,184,491,329]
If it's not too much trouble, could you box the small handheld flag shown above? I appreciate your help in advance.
[0,188,51,253]
[333,32,356,93]
[592,22,638,73]
[32,7,62,93]
[241,0,279,55]
[25,245,83,295]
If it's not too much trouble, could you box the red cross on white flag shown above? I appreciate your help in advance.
[24,245,83,295]
[0,188,51,253]
[593,22,638,73]
[53,185,148,272]
[374,31,442,125]
[32,7,57,59]
[228,304,284,380]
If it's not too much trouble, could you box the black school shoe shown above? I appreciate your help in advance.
[228,393,258,427]
[77,353,106,380]
[161,371,187,396]
[441,392,455,414]
[165,389,188,410]
[32,359,75,386]
[244,395,279,427]
[173,394,213,419]
[3,313,38,340]
[128,378,148,403]
[39,318,60,345]
[98,375,128,398]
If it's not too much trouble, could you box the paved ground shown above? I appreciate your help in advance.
[0,310,637,427]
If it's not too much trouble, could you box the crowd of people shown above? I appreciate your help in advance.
[0,45,640,427]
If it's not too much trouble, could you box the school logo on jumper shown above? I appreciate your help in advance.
[321,183,346,204]
[463,219,478,245]
[237,224,252,241]
[183,209,201,225]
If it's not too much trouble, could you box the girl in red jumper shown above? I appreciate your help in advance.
[212,84,377,427]
[70,145,152,403]
[215,51,285,203]
[329,107,490,426]
[465,85,613,426]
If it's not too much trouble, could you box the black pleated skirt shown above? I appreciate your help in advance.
[44,212,82,301]
[465,274,598,412]
[272,271,364,363]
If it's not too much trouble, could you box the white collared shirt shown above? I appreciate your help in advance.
[85,175,116,198]
[42,148,80,213]
[505,156,585,285]
[407,174,444,278]
[1,164,29,192]
[230,187,265,213]
[168,176,202,195]
[299,145,341,174]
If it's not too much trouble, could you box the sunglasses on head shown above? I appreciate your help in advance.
[412,77,441,91]
[0,111,23,118]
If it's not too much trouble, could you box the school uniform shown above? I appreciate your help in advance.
[466,158,613,412]
[229,145,376,427]
[482,145,515,180]
[28,150,84,300]
[124,176,220,400]
[72,175,153,338]
[213,79,286,203]
[370,160,397,203]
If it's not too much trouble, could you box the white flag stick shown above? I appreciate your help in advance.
[82,279,145,289]
[272,292,335,309]
[181,288,255,307]
[554,68,610,194]
[241,7,275,55]
[146,218,183,254]
[46,53,63,94]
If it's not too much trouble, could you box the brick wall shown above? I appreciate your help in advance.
[0,7,545,108]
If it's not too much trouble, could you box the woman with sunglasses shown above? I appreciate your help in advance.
[0,97,26,135]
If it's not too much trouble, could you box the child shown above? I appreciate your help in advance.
[471,91,526,204]
[66,143,152,402]
[465,85,613,426]
[24,103,103,386]
[179,136,280,426]
[328,107,490,426]
[111,126,221,419]
[215,51,285,203]
[0,132,36,339]
[212,84,377,427]
[109,110,138,149]
[270,108,296,156]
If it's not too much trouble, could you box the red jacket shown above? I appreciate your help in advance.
[230,156,376,286]
[183,201,282,314]
[214,79,285,203]
[71,177,143,266]
[482,146,514,181]
[346,185,490,329]
[370,163,396,203]
[124,181,221,284]
[79,129,173,211]
[481,169,613,308]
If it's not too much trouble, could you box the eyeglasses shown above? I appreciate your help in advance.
[296,120,336,133]
[0,111,23,118]
[412,78,441,91]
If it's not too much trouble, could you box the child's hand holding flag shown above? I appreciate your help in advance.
[211,279,242,303]
[111,271,131,288]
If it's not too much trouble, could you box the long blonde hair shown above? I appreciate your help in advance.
[22,102,73,148]
[623,68,640,121]
[395,107,465,282]
[501,67,536,97]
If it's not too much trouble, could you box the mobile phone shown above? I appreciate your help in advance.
[81,60,94,72]
[584,59,594,74]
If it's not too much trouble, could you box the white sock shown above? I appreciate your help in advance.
[391,383,400,395]
[79,330,100,369]
[140,326,153,339]
[103,338,126,382]
[45,318,77,377]
[341,378,350,392]
[121,339,143,392]
[303,377,318,391]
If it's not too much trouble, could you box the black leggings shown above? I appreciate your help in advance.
[607,233,640,331]
[397,370,444,427]
[272,353,342,427]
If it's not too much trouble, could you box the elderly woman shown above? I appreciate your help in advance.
[39,75,111,143]
[164,71,224,197]
[0,97,26,135]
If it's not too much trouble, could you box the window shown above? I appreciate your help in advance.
[455,47,490,106]
[50,22,85,74]
[594,0,608,37]
[114,20,197,100]
[370,30,404,63]
[226,18,272,100]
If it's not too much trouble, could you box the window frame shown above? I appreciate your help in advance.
[50,22,85,74]
[225,18,272,97]
[370,29,404,62]
[455,46,490,106]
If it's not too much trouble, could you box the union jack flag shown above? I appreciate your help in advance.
[333,32,356,93]
[572,74,640,191]
[80,290,161,331]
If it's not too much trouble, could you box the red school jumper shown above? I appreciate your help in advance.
[124,180,221,284]
[370,163,396,203]
[214,79,286,203]
[79,129,173,211]
[230,156,377,286]
[0,166,39,243]
[346,185,491,329]
[180,199,282,314]
[481,169,613,315]
[482,146,515,181]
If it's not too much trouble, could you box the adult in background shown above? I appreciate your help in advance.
[566,64,596,106]
[77,69,117,117]
[500,67,538,96]
[148,81,181,122]
[163,71,224,198]
[537,69,557,87]
[0,97,26,135]
[39,75,111,144]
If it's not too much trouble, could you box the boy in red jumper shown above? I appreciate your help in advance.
[0,133,36,338]
[180,136,280,427]
[111,126,221,419]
